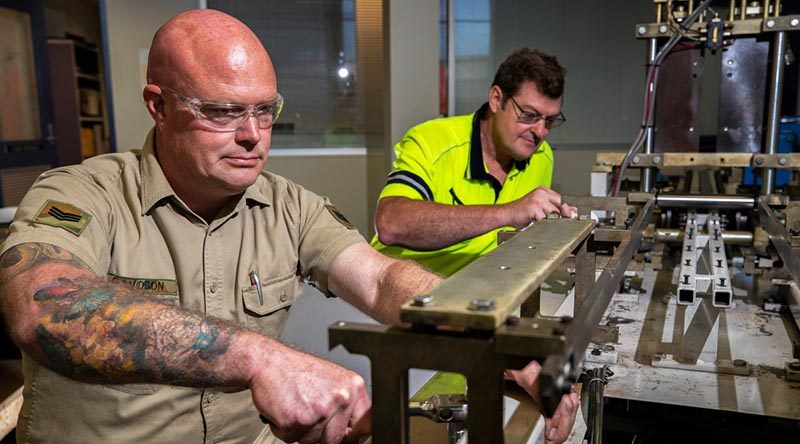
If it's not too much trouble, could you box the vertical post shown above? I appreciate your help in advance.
[521,287,541,317]
[642,38,657,193]
[574,239,596,314]
[762,31,787,195]
[466,357,505,443]
[371,365,409,444]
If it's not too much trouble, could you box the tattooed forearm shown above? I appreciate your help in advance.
[1,243,244,388]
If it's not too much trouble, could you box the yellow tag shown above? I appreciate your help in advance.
[325,205,355,230]
[34,200,92,236]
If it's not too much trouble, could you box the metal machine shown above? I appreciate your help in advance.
[330,1,800,442]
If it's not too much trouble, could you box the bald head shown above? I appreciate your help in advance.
[147,9,275,98]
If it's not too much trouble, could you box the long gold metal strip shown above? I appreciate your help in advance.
[400,218,595,330]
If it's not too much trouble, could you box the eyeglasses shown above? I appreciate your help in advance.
[508,95,566,129]
[158,85,284,132]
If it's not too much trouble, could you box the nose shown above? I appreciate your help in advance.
[235,112,262,146]
[530,119,549,140]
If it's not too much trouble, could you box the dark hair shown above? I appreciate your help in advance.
[492,48,566,100]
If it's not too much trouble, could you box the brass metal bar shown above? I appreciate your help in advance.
[774,0,780,17]
[741,0,747,20]
[656,194,757,209]
[538,199,655,416]
[656,1,663,23]
[729,0,736,21]
[764,0,771,19]
[401,218,595,330]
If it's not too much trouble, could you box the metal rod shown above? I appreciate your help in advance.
[763,31,787,195]
[655,228,753,245]
[642,38,658,193]
[774,0,780,17]
[656,1,663,23]
[587,366,607,444]
[729,0,736,21]
[740,0,746,20]
[538,199,655,416]
[655,194,757,209]
[763,0,770,19]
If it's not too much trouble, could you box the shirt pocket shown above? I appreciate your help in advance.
[241,272,302,331]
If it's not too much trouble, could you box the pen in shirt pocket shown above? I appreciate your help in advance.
[249,270,264,305]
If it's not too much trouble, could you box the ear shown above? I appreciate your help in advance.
[143,84,166,124]
[487,85,504,114]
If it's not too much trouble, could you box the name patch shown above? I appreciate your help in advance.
[108,273,179,296]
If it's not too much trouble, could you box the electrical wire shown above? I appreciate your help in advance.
[609,0,714,196]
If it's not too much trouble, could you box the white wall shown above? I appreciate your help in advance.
[103,0,199,152]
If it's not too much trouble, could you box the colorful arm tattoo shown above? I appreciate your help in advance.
[0,243,239,387]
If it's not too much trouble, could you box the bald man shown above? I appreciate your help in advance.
[0,9,577,444]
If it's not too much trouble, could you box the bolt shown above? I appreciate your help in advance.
[689,127,695,132]
[792,18,800,27]
[468,298,495,311]
[532,323,540,329]
[591,348,602,356]
[638,26,647,34]
[766,19,775,29]
[413,294,435,307]
[659,24,668,34]
[337,321,347,327]
[726,59,733,66]
[527,245,536,249]
[438,407,453,421]
[723,126,729,131]
[755,156,765,166]
[692,61,698,67]
[779,157,788,165]
[632,155,641,164]
[734,359,747,368]
[653,155,662,165]
[498,265,511,270]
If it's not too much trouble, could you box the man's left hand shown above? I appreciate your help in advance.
[505,361,580,444]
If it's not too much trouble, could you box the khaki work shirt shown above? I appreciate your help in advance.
[1,129,365,443]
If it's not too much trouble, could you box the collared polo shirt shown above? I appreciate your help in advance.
[1,128,365,444]
[371,103,553,276]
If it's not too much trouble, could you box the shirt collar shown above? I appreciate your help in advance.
[467,103,530,181]
[139,128,271,215]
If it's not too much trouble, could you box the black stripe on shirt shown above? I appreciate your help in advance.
[386,170,434,201]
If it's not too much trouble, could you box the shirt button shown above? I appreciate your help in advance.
[279,293,288,302]
[210,282,218,293]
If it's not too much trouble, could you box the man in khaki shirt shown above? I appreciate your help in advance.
[0,9,577,444]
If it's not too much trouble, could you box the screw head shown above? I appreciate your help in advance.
[792,18,799,27]
[498,265,511,270]
[726,59,734,65]
[413,294,435,307]
[653,155,662,164]
[766,19,775,28]
[755,157,765,165]
[658,24,668,33]
[779,157,788,165]
[468,298,495,311]
[632,155,641,164]
[723,126,729,132]
[638,26,647,34]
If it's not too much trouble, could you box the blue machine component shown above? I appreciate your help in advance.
[743,116,800,186]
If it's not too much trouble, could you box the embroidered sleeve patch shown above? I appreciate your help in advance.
[325,205,355,230]
[34,200,93,236]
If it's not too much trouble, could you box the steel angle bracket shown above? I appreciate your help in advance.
[401,218,595,330]
[538,199,655,417]
[328,319,567,444]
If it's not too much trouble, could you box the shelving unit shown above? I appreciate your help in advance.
[47,38,110,166]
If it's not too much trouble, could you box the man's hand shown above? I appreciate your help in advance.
[248,343,371,443]
[505,361,580,444]
[504,186,578,229]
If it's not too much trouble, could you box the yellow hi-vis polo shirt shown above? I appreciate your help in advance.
[371,103,554,276]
